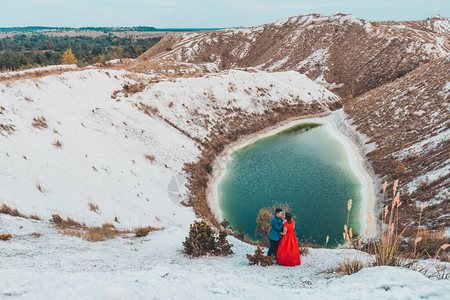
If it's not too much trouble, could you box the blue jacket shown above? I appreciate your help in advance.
[269,215,284,241]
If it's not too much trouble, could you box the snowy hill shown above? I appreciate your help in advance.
[0,68,338,228]
[1,14,450,299]
[131,14,450,97]
[344,56,450,232]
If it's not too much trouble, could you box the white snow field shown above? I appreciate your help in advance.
[0,68,338,229]
[1,214,449,299]
[1,68,449,299]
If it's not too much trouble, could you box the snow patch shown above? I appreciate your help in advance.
[315,74,344,90]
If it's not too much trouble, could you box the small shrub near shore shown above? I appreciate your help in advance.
[247,247,275,267]
[183,221,233,257]
[254,203,291,246]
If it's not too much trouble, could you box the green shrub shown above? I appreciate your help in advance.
[247,247,275,267]
[216,231,233,255]
[183,221,233,257]
[233,226,245,241]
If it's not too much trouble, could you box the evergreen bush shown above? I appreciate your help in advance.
[183,221,233,257]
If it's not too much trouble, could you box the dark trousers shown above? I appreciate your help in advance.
[267,238,280,256]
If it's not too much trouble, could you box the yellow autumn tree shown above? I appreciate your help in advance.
[61,48,77,65]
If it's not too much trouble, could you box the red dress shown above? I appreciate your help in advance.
[276,221,301,267]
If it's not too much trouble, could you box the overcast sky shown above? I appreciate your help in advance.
[1,0,449,28]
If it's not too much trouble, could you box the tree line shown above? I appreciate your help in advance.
[0,34,162,71]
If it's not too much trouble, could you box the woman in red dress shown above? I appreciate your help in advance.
[276,212,301,267]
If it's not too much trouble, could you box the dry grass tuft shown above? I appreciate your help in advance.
[144,154,156,162]
[360,180,412,266]
[58,227,84,238]
[1,204,25,218]
[415,230,449,259]
[88,201,100,213]
[51,214,84,229]
[0,123,15,136]
[136,102,159,116]
[135,226,162,237]
[84,226,130,242]
[32,116,48,129]
[0,234,12,241]
[328,256,365,275]
[36,182,44,193]
[29,214,41,220]
[53,217,131,242]
[0,203,41,220]
[345,180,450,274]
[52,140,62,148]
[0,67,83,83]
[111,81,148,99]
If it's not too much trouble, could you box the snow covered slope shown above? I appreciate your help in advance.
[1,214,449,299]
[0,68,338,229]
[132,14,450,97]
[344,56,450,232]
[0,62,448,300]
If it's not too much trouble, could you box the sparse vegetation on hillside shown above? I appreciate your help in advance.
[0,204,40,220]
[32,116,48,129]
[132,14,449,97]
[339,180,450,277]
[50,214,163,242]
[345,57,450,234]
[330,256,365,275]
[88,201,100,213]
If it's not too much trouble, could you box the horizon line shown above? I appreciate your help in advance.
[0,13,447,30]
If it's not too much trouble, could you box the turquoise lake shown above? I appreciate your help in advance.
[217,123,362,246]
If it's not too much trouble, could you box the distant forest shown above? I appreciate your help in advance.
[0,26,222,33]
[0,34,162,71]
[0,26,158,33]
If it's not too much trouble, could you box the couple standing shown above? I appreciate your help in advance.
[268,208,301,267]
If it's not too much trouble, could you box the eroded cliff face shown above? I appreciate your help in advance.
[344,56,450,232]
[131,14,450,98]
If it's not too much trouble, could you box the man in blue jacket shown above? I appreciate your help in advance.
[267,208,284,256]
